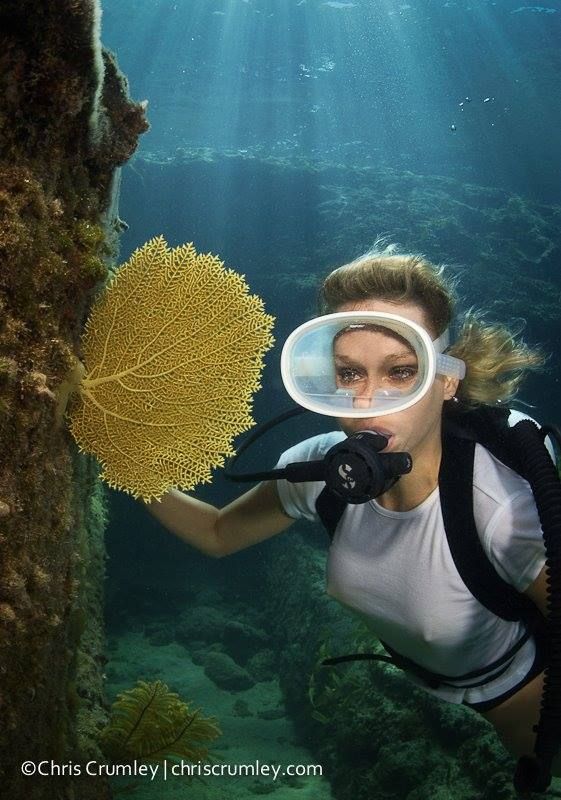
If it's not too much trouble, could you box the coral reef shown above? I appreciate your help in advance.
[0,1,147,798]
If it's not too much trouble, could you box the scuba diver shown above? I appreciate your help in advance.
[143,240,561,795]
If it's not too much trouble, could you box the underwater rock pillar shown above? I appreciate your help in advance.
[0,2,148,798]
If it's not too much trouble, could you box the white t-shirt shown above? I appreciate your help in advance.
[275,411,549,705]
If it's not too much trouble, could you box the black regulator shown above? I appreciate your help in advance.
[224,407,412,502]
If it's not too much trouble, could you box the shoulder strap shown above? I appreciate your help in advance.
[442,404,514,463]
[439,430,544,629]
[316,486,347,541]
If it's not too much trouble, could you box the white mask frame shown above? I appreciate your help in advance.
[280,311,466,418]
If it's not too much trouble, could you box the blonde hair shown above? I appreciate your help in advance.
[318,239,545,409]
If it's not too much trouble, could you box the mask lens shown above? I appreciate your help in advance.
[282,313,434,418]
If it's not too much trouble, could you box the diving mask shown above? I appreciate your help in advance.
[280,311,466,418]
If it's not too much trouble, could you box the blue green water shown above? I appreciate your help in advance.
[104,0,561,202]
[99,2,561,798]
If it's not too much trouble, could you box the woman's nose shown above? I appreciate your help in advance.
[352,377,380,408]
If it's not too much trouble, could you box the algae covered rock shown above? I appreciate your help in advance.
[246,649,277,682]
[175,604,228,645]
[222,619,270,664]
[201,651,255,691]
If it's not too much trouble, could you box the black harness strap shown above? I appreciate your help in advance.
[322,629,532,690]
[315,485,347,541]
[439,431,543,629]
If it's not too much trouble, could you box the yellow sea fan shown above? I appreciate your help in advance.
[67,235,275,501]
[100,679,221,765]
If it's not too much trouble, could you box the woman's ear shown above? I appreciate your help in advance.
[443,375,460,401]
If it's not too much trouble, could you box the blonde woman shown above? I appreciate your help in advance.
[145,241,558,782]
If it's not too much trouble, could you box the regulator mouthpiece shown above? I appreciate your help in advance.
[324,430,412,503]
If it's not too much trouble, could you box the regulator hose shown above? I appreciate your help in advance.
[509,420,561,796]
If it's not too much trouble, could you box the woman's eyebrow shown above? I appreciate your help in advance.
[334,355,361,364]
[334,350,415,363]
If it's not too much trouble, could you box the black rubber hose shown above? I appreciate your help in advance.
[509,420,561,795]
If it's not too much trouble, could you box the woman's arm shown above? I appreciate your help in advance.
[524,565,548,617]
[143,480,295,558]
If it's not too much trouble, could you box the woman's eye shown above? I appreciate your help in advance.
[389,365,417,382]
[337,368,363,383]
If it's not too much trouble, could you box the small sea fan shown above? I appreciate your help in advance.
[100,679,221,764]
[66,236,275,501]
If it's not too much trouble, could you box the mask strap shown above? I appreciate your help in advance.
[433,328,466,380]
[432,328,450,353]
